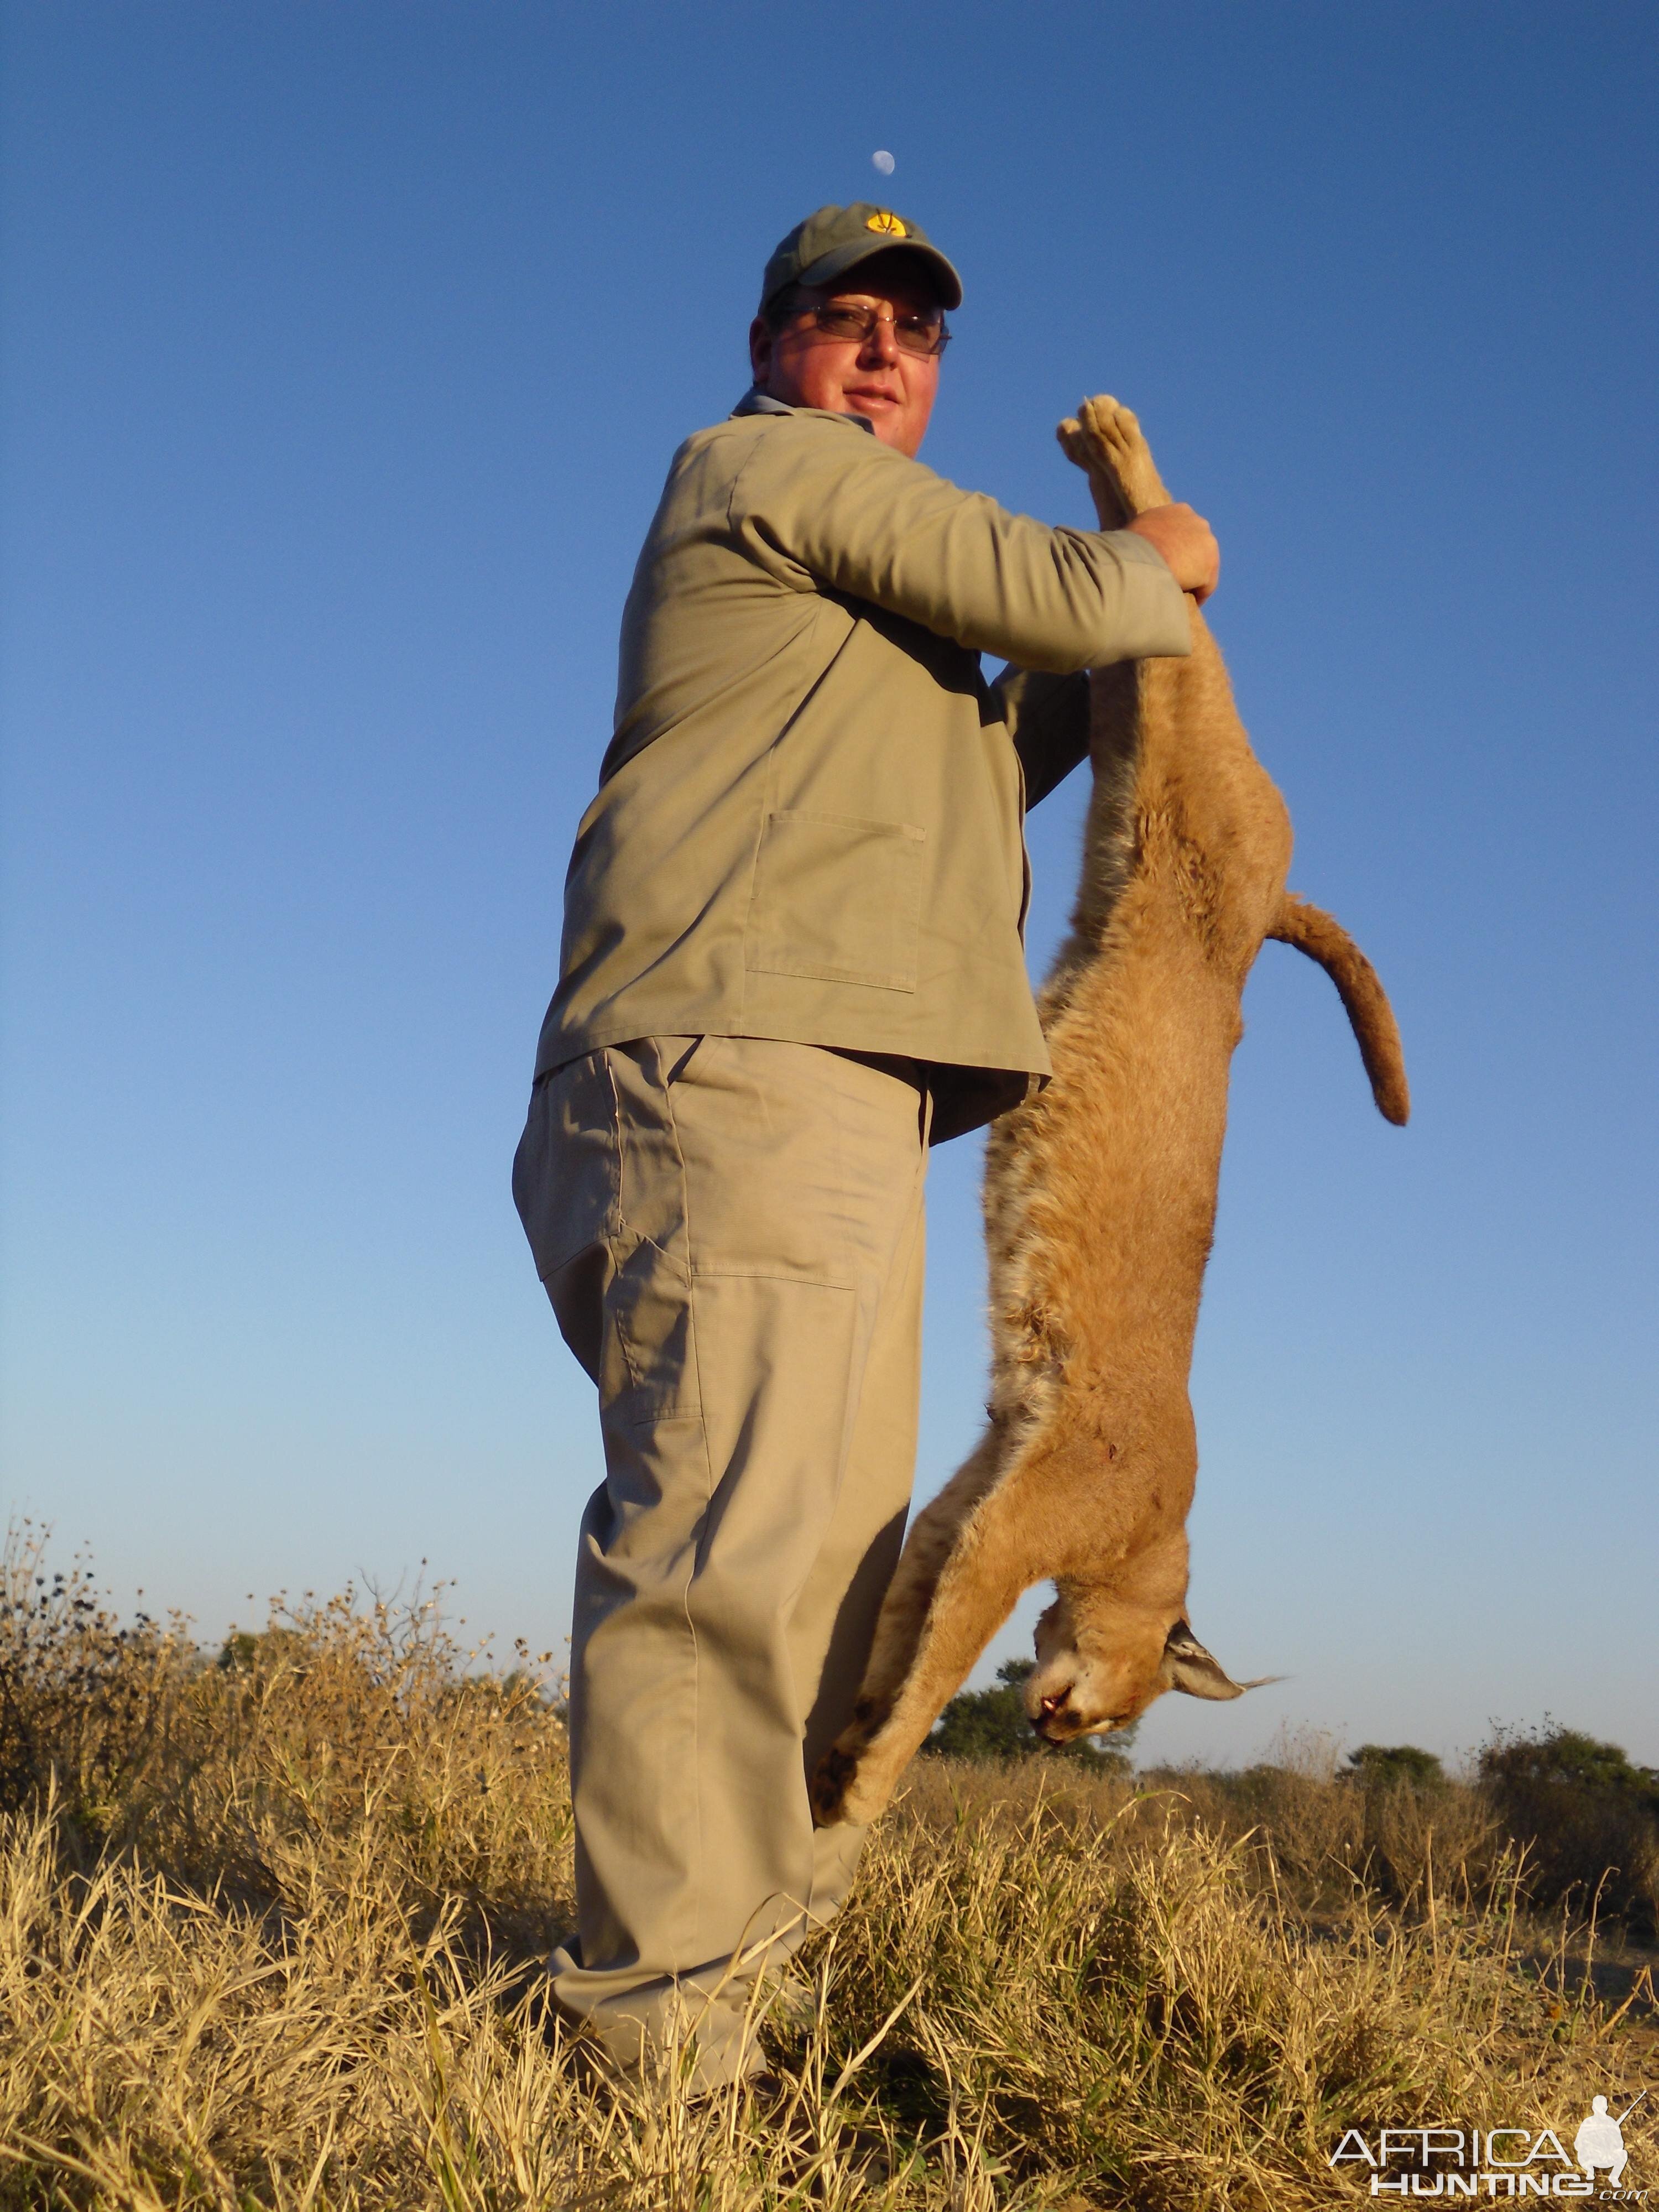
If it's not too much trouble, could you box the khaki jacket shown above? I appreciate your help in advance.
[534,400,1191,1140]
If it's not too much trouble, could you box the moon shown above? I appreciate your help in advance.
[872,150,895,176]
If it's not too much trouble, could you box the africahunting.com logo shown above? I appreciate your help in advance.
[1331,2094,1649,2197]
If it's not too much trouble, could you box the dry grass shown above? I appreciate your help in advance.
[0,1530,1653,2209]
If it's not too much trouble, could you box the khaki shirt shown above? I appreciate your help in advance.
[534,399,1191,1141]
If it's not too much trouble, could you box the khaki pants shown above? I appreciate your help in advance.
[513,1035,929,2086]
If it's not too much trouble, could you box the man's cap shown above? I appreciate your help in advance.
[759,203,963,314]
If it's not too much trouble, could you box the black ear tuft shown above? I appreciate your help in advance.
[1161,1619,1249,1702]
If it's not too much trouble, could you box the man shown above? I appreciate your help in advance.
[514,203,1218,2089]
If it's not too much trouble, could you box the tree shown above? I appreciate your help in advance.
[1478,1723,1659,1939]
[1479,1725,1659,1807]
[926,1658,1138,1770]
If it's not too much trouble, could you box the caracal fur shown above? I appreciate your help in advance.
[813,397,1408,1829]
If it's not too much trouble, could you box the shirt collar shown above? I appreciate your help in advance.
[731,386,875,432]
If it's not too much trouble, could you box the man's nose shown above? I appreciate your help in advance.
[858,313,900,366]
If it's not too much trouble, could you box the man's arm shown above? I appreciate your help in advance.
[990,666,1091,808]
[728,414,1192,674]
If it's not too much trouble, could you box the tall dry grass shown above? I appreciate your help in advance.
[0,1528,1652,2209]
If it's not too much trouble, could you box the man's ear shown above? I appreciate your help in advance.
[1160,1619,1274,1702]
[749,315,773,386]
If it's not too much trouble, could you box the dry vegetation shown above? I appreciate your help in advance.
[0,1524,1653,2210]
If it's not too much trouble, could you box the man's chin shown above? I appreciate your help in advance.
[845,400,915,452]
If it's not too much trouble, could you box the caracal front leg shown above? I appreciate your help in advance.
[840,1425,1005,1728]
[815,1431,1068,1827]
[813,1530,1027,1827]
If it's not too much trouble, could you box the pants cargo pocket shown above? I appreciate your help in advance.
[608,1236,702,1427]
[513,1054,622,1285]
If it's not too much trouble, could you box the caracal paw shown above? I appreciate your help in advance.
[1057,393,1170,521]
[810,1730,899,1829]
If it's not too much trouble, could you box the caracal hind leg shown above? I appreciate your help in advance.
[1056,394,1171,525]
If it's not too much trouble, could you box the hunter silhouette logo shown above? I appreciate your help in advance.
[864,210,907,236]
[1575,2097,1641,2190]
[1329,2091,1648,2195]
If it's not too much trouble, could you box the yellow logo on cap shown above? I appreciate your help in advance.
[865,210,907,237]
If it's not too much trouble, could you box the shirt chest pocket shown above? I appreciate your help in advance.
[744,808,926,993]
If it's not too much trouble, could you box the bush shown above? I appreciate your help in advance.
[0,1522,190,1837]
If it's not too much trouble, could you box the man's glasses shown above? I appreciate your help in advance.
[787,301,952,358]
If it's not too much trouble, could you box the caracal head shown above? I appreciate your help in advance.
[1025,1595,1268,1745]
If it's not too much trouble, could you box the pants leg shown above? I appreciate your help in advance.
[512,1034,927,2085]
[790,1125,927,1923]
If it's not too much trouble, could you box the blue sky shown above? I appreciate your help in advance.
[2,2,1654,1768]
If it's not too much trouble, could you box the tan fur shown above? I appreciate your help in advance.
[812,397,1408,1828]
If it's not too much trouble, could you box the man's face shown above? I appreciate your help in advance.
[748,252,944,458]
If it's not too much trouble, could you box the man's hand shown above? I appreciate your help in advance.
[1125,502,1220,604]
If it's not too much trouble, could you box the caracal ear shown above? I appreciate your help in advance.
[1161,1619,1275,1702]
